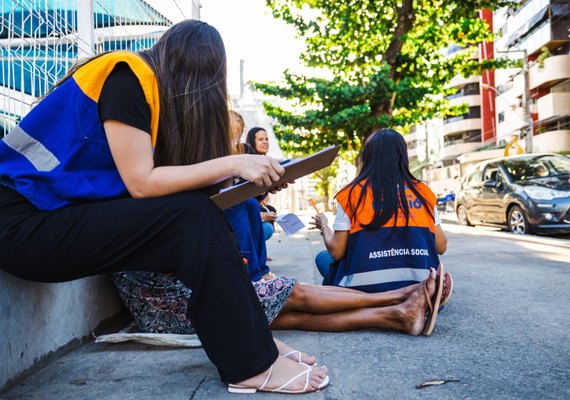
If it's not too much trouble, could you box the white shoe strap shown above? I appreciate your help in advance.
[273,364,311,393]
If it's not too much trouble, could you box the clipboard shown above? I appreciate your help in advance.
[211,144,341,209]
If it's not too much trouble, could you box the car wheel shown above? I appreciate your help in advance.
[456,205,472,226]
[508,205,530,235]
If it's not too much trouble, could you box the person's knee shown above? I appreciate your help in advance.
[262,221,274,241]
[315,250,332,278]
[289,281,307,305]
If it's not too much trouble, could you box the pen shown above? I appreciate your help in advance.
[309,197,320,214]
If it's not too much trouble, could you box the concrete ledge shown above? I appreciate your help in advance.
[0,271,123,392]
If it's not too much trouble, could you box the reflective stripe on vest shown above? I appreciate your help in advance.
[3,125,60,171]
[338,266,430,288]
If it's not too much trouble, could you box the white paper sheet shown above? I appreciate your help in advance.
[275,213,305,236]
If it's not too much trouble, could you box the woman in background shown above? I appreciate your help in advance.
[226,112,275,281]
[246,127,277,257]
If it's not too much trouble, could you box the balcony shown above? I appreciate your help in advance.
[537,92,570,123]
[448,94,481,108]
[531,129,570,154]
[448,74,479,89]
[529,54,570,90]
[443,118,482,136]
[440,141,481,159]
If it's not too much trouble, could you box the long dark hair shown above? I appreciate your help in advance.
[139,20,230,176]
[341,128,433,230]
[246,127,266,154]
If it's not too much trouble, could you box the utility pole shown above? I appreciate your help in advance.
[239,59,245,99]
[521,49,533,154]
[497,49,532,153]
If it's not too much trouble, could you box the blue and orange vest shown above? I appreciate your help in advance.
[0,51,160,210]
[331,180,439,292]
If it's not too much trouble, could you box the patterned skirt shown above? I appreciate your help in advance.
[111,272,296,334]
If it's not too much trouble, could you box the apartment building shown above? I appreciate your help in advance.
[417,0,569,195]
[494,0,570,153]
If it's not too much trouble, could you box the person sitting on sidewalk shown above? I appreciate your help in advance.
[0,20,328,394]
[311,128,448,300]
[112,265,445,340]
[247,127,278,260]
[226,111,277,281]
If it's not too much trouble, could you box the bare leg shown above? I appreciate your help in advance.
[271,271,436,335]
[281,281,421,314]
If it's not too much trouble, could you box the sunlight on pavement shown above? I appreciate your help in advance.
[443,224,570,263]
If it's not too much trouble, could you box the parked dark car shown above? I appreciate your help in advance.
[454,153,570,234]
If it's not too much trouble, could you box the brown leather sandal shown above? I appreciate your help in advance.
[422,264,444,336]
[440,271,453,307]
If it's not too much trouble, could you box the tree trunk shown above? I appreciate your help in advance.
[369,0,416,128]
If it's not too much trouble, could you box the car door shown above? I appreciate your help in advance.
[479,163,507,224]
[461,168,484,222]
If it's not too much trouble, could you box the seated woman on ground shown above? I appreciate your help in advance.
[113,264,443,347]
[312,129,449,303]
[246,127,278,249]
[227,111,276,281]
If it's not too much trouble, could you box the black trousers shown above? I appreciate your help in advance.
[0,185,278,383]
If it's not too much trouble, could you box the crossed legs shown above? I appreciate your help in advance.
[271,272,436,335]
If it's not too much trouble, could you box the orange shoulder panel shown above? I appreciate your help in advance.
[72,51,160,147]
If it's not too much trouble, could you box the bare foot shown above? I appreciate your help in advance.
[273,338,317,366]
[398,268,437,335]
[234,356,328,393]
[397,281,423,301]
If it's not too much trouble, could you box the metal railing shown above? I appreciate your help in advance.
[0,0,176,137]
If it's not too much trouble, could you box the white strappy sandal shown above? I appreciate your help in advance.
[227,363,329,394]
[282,350,318,366]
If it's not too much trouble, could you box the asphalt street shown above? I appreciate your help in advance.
[2,217,569,400]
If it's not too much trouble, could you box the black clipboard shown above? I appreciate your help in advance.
[211,145,341,209]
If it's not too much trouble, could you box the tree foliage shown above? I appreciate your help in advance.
[311,158,339,211]
[257,0,515,154]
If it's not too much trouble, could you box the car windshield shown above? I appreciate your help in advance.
[502,155,570,181]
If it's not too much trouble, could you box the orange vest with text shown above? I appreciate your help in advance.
[331,180,439,292]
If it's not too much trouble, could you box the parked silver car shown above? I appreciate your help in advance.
[454,153,570,234]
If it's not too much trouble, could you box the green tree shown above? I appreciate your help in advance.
[256,0,515,154]
[311,158,339,211]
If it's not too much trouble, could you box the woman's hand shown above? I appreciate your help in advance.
[310,214,329,231]
[261,211,277,223]
[310,212,349,260]
[234,155,285,187]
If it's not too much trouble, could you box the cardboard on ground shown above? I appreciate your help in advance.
[211,145,341,209]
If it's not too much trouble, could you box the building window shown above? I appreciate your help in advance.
[498,111,505,123]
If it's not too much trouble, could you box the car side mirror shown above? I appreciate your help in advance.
[482,180,496,188]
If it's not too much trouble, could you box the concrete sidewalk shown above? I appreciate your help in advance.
[2,216,569,399]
